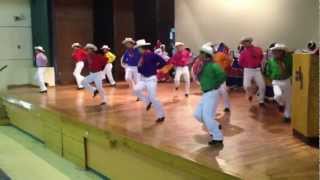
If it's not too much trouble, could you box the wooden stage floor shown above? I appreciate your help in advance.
[5,83,319,180]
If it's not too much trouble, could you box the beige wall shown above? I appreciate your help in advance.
[175,0,319,51]
[0,0,35,91]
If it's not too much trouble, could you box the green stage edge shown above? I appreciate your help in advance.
[0,96,239,180]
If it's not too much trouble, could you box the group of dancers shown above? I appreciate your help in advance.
[33,37,318,145]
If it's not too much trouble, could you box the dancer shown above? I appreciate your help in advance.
[82,44,107,105]
[101,45,116,87]
[71,43,87,89]
[171,42,192,97]
[213,42,232,112]
[34,46,48,93]
[121,38,141,90]
[133,39,166,123]
[193,44,226,145]
[239,37,266,106]
[264,43,292,122]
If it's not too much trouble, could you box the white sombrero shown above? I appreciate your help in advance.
[240,36,253,43]
[175,42,185,47]
[71,42,81,48]
[270,43,288,52]
[200,44,213,55]
[122,37,135,45]
[134,39,151,48]
[34,46,45,52]
[101,45,110,50]
[84,43,98,51]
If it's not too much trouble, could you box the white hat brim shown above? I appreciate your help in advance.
[175,42,185,47]
[240,37,253,43]
[134,43,151,48]
[122,39,135,45]
[270,47,288,52]
[34,47,45,52]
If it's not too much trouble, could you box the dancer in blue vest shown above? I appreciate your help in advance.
[121,38,141,91]
[133,39,167,123]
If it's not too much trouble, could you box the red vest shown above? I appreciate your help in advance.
[72,48,87,62]
[86,53,107,73]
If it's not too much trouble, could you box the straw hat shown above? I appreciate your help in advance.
[240,36,253,43]
[34,46,45,52]
[200,45,213,55]
[122,37,135,45]
[134,39,151,48]
[71,42,81,48]
[175,42,185,47]
[84,43,98,51]
[101,45,110,50]
[270,43,288,52]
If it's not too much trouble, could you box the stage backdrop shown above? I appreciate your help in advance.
[175,0,319,51]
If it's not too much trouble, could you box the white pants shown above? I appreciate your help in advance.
[73,61,85,88]
[272,78,291,118]
[174,66,190,94]
[35,67,47,91]
[243,68,266,103]
[125,66,140,87]
[134,75,165,119]
[218,82,230,109]
[82,71,107,103]
[194,89,223,141]
[103,63,116,85]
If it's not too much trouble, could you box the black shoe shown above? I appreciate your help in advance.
[77,87,84,90]
[208,140,223,146]
[185,94,189,97]
[156,117,165,123]
[40,90,47,94]
[224,108,230,113]
[248,96,253,102]
[93,90,99,97]
[146,102,152,111]
[259,102,265,107]
[100,102,106,106]
[136,98,140,102]
[278,105,285,113]
[283,117,291,123]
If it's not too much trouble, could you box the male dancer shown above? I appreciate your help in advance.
[121,38,141,91]
[71,43,87,89]
[171,42,192,97]
[133,39,166,123]
[82,44,107,105]
[34,46,48,93]
[264,43,292,122]
[239,37,265,106]
[101,45,116,87]
[193,44,226,145]
[213,42,232,112]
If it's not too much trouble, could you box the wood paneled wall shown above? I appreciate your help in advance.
[52,0,174,83]
[53,0,93,84]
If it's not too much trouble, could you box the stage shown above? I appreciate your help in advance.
[2,83,318,180]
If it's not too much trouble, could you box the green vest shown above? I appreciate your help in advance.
[265,55,292,80]
[199,62,226,92]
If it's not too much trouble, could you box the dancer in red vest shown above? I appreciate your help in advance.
[71,43,87,89]
[82,43,107,105]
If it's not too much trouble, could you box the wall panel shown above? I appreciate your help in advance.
[175,0,319,51]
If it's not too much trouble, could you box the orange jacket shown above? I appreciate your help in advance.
[213,52,232,72]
